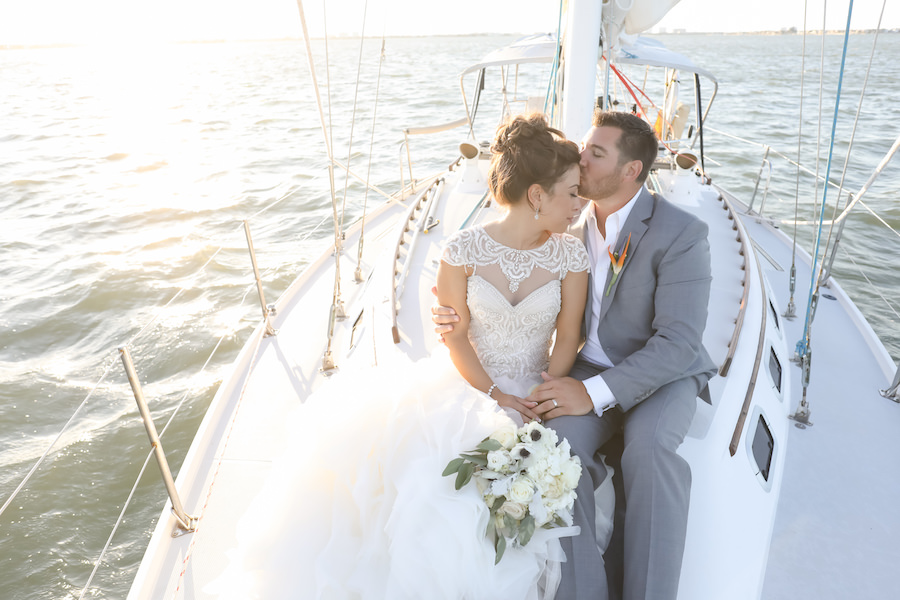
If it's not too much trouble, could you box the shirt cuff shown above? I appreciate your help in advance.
[583,374,617,416]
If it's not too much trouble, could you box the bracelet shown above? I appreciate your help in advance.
[486,383,498,398]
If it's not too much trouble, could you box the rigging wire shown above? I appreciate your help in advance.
[544,1,565,122]
[339,1,371,235]
[294,0,347,367]
[815,0,887,281]
[784,0,810,319]
[75,288,251,598]
[356,32,388,281]
[796,0,855,359]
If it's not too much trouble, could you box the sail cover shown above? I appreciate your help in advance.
[623,0,682,35]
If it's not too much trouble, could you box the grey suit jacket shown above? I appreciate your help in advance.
[572,187,717,413]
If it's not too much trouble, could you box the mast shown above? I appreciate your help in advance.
[558,0,603,142]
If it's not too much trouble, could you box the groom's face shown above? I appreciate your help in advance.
[578,126,627,202]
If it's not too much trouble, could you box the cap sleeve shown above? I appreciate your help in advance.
[441,228,474,267]
[561,234,590,277]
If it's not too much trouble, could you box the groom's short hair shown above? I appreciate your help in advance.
[592,111,658,184]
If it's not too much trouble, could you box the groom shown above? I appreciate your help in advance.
[524,110,716,600]
[434,110,715,600]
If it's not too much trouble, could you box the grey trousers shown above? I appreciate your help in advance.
[550,357,702,600]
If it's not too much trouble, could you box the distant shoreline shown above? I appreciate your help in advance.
[2,29,898,50]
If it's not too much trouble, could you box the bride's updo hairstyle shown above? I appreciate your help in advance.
[488,113,581,207]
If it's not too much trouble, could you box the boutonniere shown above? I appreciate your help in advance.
[605,232,631,296]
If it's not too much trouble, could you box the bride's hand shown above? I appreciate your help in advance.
[493,390,540,422]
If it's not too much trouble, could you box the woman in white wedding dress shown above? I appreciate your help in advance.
[211,114,603,600]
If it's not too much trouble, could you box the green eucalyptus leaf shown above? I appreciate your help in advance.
[455,461,475,490]
[503,513,517,532]
[519,514,536,546]
[460,453,488,467]
[442,457,465,477]
[477,439,503,452]
[495,534,507,564]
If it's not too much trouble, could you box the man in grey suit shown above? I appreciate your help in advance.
[527,110,716,600]
[433,110,715,599]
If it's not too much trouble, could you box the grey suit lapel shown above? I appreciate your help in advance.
[596,188,654,325]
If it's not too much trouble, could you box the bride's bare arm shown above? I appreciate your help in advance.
[548,269,589,377]
[436,260,539,421]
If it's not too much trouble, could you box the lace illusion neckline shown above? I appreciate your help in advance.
[476,226,555,293]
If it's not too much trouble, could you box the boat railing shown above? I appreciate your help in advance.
[0,187,335,598]
[401,116,470,189]
[390,176,446,343]
[716,196,753,379]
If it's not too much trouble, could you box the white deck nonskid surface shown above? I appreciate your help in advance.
[739,214,900,599]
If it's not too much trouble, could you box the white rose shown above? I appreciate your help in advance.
[490,424,518,450]
[487,449,512,472]
[542,476,565,500]
[499,501,527,521]
[560,457,582,489]
[508,476,535,504]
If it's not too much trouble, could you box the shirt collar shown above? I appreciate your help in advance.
[584,187,642,246]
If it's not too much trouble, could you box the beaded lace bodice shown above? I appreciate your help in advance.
[442,226,590,384]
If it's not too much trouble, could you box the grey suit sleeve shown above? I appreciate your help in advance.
[600,218,712,413]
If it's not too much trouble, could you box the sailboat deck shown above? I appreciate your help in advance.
[737,211,900,599]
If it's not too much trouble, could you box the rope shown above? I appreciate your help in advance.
[0,226,232,520]
[544,2,565,122]
[816,0,886,277]
[796,0,855,358]
[170,315,270,600]
[356,36,387,274]
[784,0,810,316]
[0,357,118,520]
[841,246,900,323]
[76,285,254,598]
[338,1,370,234]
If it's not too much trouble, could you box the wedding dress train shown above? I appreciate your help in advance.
[208,227,611,599]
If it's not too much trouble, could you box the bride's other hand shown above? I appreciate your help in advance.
[493,390,540,422]
[431,285,460,339]
[528,372,594,420]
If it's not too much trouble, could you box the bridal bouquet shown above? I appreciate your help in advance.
[442,421,582,563]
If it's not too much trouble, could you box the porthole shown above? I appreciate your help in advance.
[751,414,774,482]
[768,298,780,331]
[768,347,782,394]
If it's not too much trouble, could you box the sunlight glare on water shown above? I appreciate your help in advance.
[1,30,898,599]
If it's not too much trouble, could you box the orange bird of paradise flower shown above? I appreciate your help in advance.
[605,232,631,296]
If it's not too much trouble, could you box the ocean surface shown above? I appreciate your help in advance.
[1,32,898,599]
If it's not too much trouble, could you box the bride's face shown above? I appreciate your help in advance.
[538,164,583,234]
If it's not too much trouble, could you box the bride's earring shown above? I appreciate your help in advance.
[534,206,540,220]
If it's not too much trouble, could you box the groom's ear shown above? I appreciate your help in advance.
[622,159,643,183]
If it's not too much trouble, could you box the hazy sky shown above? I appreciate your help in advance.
[0,0,896,45]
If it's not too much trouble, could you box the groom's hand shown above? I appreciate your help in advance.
[529,372,594,420]
[431,285,459,340]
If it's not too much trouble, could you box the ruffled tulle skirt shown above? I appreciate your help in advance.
[208,347,579,599]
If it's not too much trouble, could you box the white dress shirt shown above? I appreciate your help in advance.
[580,188,642,415]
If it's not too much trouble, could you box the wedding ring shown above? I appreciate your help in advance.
[552,399,558,407]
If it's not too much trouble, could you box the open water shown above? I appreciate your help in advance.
[1,32,898,599]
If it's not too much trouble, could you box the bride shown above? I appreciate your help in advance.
[210,113,604,599]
